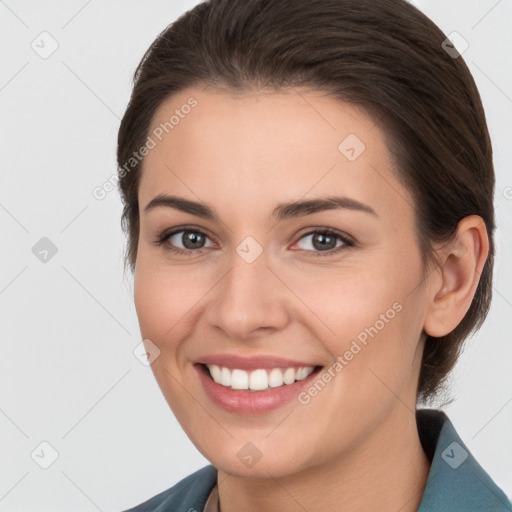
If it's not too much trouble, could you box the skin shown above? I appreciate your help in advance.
[133,86,489,511]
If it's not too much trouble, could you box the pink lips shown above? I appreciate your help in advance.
[196,353,319,370]
[194,355,322,414]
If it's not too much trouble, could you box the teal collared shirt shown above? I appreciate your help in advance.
[122,409,511,511]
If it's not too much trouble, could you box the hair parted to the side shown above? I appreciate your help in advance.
[116,0,495,405]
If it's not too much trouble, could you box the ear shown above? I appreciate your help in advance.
[423,215,490,338]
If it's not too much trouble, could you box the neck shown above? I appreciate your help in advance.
[216,406,431,512]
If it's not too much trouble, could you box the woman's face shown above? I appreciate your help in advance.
[134,86,431,478]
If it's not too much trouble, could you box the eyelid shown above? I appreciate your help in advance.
[153,225,355,256]
[290,228,355,256]
[153,225,215,250]
[294,226,355,245]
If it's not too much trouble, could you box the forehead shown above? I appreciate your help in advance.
[138,87,412,222]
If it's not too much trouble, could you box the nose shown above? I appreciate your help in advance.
[205,250,290,341]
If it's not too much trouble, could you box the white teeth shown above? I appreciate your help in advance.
[205,364,315,391]
[268,368,284,388]
[209,364,222,383]
[283,367,296,384]
[296,367,312,380]
[249,369,268,390]
[231,369,249,390]
[220,366,231,387]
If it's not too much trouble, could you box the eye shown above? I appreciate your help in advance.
[292,229,354,257]
[153,227,215,255]
[153,226,355,258]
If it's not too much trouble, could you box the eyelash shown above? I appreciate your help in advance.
[153,226,355,258]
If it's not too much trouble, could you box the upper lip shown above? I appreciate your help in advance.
[196,353,321,371]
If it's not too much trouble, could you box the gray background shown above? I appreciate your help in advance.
[1,0,511,510]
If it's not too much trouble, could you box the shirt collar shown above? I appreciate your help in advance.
[416,408,510,511]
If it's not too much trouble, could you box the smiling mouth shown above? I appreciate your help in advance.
[198,363,323,392]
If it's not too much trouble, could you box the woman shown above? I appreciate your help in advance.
[116,0,511,510]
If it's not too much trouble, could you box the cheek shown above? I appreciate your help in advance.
[133,262,209,411]
[287,261,404,341]
[133,259,215,352]
[298,251,424,375]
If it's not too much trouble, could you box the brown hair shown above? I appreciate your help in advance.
[117,0,495,404]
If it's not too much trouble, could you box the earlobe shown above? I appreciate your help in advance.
[423,215,489,338]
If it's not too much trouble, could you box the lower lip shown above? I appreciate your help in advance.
[195,364,322,414]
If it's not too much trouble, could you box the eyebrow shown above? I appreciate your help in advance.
[143,194,378,220]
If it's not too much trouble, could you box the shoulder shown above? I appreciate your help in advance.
[120,464,217,512]
[416,409,512,511]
